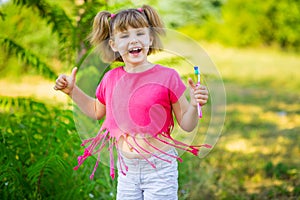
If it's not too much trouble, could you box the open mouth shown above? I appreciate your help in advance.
[128,47,142,54]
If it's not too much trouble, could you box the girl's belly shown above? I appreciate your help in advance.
[118,134,172,159]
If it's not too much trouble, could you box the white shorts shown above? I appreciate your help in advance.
[117,148,179,200]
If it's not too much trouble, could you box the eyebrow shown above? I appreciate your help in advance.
[118,28,146,34]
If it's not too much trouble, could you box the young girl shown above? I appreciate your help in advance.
[54,4,209,200]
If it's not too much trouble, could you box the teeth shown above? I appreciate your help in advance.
[129,47,142,53]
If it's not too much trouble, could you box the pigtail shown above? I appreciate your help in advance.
[89,11,116,63]
[89,11,111,46]
[142,5,165,35]
[141,5,165,53]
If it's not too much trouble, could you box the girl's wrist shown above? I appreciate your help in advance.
[190,100,198,108]
[189,103,198,113]
[67,84,77,97]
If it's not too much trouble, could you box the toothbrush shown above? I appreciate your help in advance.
[193,66,202,118]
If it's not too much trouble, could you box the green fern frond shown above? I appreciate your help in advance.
[0,10,6,21]
[12,0,74,36]
[12,0,75,61]
[0,37,57,80]
[26,154,70,198]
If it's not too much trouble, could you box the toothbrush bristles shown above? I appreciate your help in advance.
[194,66,199,75]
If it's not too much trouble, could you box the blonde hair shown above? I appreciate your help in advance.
[89,5,165,63]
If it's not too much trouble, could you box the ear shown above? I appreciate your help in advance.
[149,36,153,46]
[109,39,118,52]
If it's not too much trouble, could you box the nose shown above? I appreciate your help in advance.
[129,36,138,44]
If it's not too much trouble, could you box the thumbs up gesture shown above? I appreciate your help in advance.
[54,67,78,95]
[187,78,209,107]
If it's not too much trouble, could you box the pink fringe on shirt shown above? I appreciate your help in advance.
[73,127,212,180]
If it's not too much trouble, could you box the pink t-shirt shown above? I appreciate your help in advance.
[95,64,186,139]
[75,64,211,180]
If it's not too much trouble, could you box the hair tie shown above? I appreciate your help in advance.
[110,13,116,18]
[137,8,143,13]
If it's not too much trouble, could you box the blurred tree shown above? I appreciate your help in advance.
[156,0,224,28]
[259,0,300,50]
[188,0,300,51]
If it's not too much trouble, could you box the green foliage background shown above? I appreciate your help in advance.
[0,0,299,199]
[178,0,300,50]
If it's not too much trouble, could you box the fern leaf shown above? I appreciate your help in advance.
[0,37,57,80]
[12,0,75,61]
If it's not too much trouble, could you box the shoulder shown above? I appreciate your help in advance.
[101,66,123,79]
[105,66,123,75]
[154,64,179,75]
[152,65,185,87]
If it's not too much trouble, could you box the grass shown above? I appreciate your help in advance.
[1,44,299,199]
[206,43,300,92]
[176,43,300,199]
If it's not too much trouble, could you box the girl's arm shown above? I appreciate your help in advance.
[172,78,208,132]
[54,67,106,120]
[69,85,106,120]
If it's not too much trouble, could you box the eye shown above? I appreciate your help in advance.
[120,34,129,38]
[137,32,145,36]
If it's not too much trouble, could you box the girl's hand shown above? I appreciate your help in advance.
[54,67,77,95]
[188,78,209,107]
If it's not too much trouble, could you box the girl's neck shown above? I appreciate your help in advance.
[123,61,155,73]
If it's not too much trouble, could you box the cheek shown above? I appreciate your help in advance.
[145,40,151,46]
[115,41,128,54]
[145,36,153,47]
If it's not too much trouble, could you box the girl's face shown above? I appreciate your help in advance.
[109,26,153,66]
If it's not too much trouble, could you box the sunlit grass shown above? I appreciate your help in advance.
[0,76,69,104]
[226,103,300,131]
[204,43,300,93]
